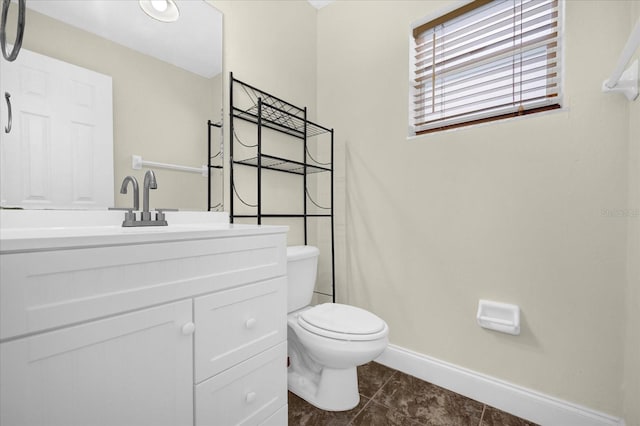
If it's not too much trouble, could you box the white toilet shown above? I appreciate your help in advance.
[286,245,389,411]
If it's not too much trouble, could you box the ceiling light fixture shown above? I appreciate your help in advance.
[139,0,179,23]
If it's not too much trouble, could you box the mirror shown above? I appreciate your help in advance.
[0,0,223,211]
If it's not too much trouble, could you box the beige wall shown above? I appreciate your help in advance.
[212,0,320,249]
[211,1,317,113]
[19,8,221,211]
[318,0,635,418]
[624,2,640,424]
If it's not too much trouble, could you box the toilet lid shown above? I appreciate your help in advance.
[298,303,388,341]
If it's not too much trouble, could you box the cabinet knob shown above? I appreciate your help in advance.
[181,322,195,335]
[245,318,257,329]
[245,392,257,404]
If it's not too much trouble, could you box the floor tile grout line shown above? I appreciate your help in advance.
[378,371,399,397]
[347,369,399,425]
[478,404,486,426]
[346,396,371,425]
[367,369,399,408]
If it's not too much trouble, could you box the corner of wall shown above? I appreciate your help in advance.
[623,6,640,425]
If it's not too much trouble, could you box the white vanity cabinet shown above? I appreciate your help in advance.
[0,221,288,426]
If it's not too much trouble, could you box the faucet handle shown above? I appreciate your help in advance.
[155,208,178,221]
[121,209,137,227]
[124,209,136,222]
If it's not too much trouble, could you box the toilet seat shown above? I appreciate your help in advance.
[298,303,388,341]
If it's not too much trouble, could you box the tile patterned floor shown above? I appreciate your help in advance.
[288,362,538,426]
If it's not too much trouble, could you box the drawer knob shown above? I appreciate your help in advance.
[181,322,195,335]
[245,318,257,329]
[245,392,257,404]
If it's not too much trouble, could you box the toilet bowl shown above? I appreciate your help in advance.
[286,246,389,411]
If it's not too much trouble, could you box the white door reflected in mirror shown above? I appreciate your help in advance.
[0,49,114,209]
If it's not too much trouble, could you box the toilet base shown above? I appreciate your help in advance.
[288,366,359,411]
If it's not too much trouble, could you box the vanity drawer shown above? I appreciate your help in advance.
[1,233,286,340]
[260,404,288,426]
[195,342,287,426]
[194,277,286,383]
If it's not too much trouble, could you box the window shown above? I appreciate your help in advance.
[410,0,562,135]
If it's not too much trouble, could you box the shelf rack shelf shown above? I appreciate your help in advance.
[234,155,331,175]
[233,104,330,138]
[230,76,331,139]
[229,73,335,302]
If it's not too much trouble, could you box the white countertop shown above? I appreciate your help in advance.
[0,210,288,253]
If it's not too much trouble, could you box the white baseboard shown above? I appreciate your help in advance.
[375,344,625,426]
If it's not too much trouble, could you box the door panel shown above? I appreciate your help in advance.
[0,48,113,209]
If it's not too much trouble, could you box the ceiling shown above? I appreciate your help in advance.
[24,0,334,77]
[26,0,223,79]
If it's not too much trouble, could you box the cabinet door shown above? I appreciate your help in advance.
[0,300,193,426]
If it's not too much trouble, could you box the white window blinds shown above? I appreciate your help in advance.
[411,0,562,134]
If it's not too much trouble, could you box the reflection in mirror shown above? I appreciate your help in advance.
[0,0,223,211]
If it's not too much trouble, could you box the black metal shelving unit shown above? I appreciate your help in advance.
[229,73,335,302]
[207,119,223,212]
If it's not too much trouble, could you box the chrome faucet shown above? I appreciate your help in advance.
[119,176,139,211]
[141,170,157,221]
[115,170,168,227]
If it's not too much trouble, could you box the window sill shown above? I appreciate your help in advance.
[406,107,570,142]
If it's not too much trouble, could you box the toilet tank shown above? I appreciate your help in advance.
[286,245,320,312]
